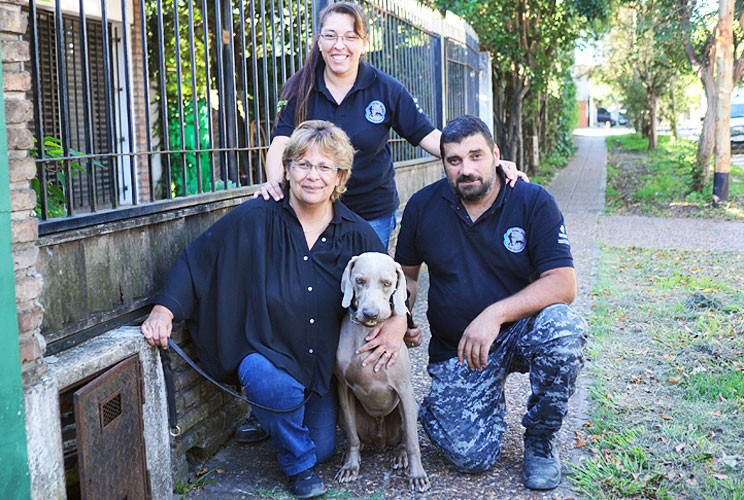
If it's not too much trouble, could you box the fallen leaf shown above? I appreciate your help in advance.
[667,376,682,384]
[659,413,673,421]
[575,440,588,448]
[675,443,686,453]
[617,315,627,321]
[216,469,225,474]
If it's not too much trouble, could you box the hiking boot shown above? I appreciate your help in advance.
[235,414,269,443]
[522,432,561,490]
[288,468,327,498]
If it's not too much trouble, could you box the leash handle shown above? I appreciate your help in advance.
[158,347,181,436]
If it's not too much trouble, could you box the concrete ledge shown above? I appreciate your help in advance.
[26,327,172,499]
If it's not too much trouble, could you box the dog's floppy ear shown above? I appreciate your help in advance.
[341,255,358,308]
[392,261,408,316]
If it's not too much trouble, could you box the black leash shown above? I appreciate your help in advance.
[159,339,312,437]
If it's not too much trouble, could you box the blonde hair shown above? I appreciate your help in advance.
[282,120,354,201]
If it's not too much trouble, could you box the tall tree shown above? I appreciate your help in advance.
[713,0,734,203]
[677,0,744,191]
[433,0,607,167]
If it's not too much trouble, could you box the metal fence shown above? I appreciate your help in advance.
[28,0,479,233]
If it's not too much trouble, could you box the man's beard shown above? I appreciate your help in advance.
[450,163,496,202]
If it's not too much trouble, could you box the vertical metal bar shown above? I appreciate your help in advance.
[268,0,278,133]
[29,0,48,220]
[238,0,253,184]
[78,0,98,211]
[303,0,309,58]
[201,0,216,192]
[172,0,188,196]
[111,27,124,202]
[260,0,271,143]
[54,0,73,216]
[278,0,286,84]
[157,0,172,197]
[214,0,229,187]
[138,0,154,199]
[100,0,119,208]
[249,0,263,181]
[287,0,295,75]
[120,0,138,204]
[432,33,443,129]
[224,0,239,185]
[187,0,203,193]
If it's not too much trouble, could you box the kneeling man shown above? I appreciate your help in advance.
[395,115,587,490]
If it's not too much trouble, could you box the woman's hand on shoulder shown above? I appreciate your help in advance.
[355,314,408,372]
[141,305,174,349]
[253,180,284,201]
[500,160,530,188]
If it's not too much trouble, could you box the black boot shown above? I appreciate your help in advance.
[288,468,326,498]
[235,413,269,443]
[522,431,561,490]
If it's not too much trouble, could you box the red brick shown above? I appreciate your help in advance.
[15,274,42,303]
[17,304,43,333]
[1,40,28,62]
[8,157,35,183]
[6,126,33,150]
[0,5,26,34]
[10,187,36,212]
[13,245,38,271]
[11,216,37,243]
[21,361,47,387]
[3,71,30,92]
[19,335,42,363]
[4,98,32,124]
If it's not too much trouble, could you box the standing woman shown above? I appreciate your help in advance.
[257,1,524,247]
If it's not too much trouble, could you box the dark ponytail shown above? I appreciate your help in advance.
[277,2,370,126]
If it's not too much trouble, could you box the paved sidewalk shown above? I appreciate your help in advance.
[178,129,744,499]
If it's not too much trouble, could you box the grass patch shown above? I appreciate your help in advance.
[567,246,744,500]
[605,133,744,220]
[237,487,383,499]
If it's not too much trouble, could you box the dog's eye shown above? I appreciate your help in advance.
[355,278,366,285]
[382,281,392,288]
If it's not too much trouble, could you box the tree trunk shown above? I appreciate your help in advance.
[713,0,734,204]
[670,85,678,142]
[648,92,658,149]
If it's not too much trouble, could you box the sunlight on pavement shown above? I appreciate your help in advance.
[573,126,634,137]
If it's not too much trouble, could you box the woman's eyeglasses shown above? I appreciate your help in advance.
[319,32,361,44]
[290,160,340,175]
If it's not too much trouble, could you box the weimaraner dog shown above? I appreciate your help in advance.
[335,252,430,492]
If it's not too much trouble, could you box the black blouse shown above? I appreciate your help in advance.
[155,195,385,395]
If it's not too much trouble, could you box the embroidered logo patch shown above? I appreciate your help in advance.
[365,100,386,124]
[503,227,527,253]
[557,224,570,246]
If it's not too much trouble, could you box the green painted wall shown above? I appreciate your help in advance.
[0,56,32,499]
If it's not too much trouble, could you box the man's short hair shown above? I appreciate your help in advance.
[440,115,496,159]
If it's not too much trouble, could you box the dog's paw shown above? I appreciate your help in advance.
[392,446,408,470]
[408,473,431,492]
[335,465,360,483]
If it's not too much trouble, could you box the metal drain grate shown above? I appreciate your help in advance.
[101,392,122,428]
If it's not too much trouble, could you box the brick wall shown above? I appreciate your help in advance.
[1,0,46,387]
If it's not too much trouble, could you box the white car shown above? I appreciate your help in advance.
[731,102,744,150]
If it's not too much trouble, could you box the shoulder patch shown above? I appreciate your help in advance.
[365,100,386,124]
[558,224,570,246]
[503,227,527,253]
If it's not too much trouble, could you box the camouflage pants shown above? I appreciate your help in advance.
[420,304,587,473]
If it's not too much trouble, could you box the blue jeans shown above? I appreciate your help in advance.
[366,212,397,249]
[238,353,338,476]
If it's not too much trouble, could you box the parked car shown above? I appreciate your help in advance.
[731,102,744,151]
[597,107,616,127]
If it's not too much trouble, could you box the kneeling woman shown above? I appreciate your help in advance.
[141,120,407,498]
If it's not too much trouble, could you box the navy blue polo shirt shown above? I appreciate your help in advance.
[274,62,435,220]
[395,169,574,363]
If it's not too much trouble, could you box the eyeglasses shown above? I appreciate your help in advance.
[319,32,361,44]
[290,160,340,175]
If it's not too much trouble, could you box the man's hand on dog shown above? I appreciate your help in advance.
[141,305,174,349]
[357,314,407,372]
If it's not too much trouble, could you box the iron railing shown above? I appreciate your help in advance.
[28,0,478,233]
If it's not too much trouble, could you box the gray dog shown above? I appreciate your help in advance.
[335,252,430,492]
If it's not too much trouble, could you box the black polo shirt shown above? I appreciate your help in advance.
[155,194,385,395]
[395,169,574,363]
[274,62,436,220]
